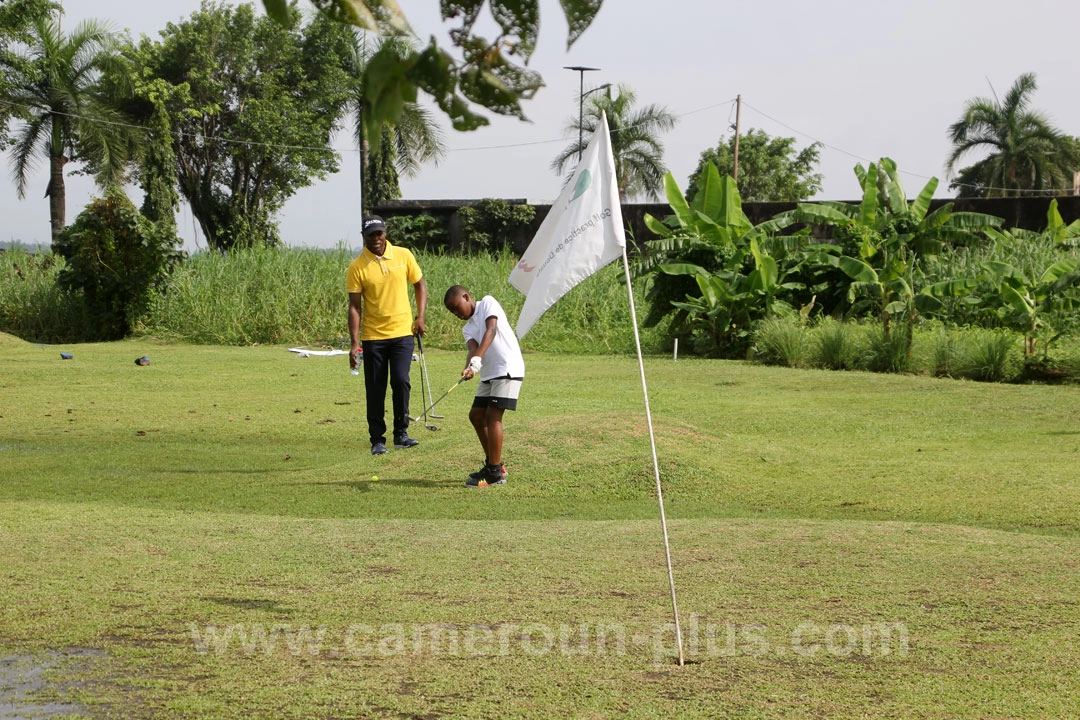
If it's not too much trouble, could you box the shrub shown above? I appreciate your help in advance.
[860,326,912,373]
[922,325,964,378]
[385,214,449,252]
[956,329,1021,383]
[753,316,810,367]
[141,245,350,345]
[54,188,184,340]
[457,199,535,253]
[810,316,859,371]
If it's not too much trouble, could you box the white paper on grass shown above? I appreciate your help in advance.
[508,111,626,339]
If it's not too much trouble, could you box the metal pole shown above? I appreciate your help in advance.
[733,94,742,183]
[564,66,600,161]
[578,73,585,160]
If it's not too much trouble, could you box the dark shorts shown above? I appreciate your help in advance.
[472,377,523,411]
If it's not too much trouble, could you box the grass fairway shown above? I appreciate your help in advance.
[2,333,1079,718]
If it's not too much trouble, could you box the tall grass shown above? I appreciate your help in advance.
[138,245,664,354]
[811,316,860,370]
[140,245,353,345]
[753,316,810,367]
[957,328,1022,383]
[0,248,94,343]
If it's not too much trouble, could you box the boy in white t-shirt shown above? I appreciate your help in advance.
[443,285,525,487]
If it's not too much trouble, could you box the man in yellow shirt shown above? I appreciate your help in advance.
[347,216,428,455]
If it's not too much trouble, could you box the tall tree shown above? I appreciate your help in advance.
[342,33,445,212]
[0,6,136,240]
[687,129,822,203]
[551,84,677,202]
[947,73,1079,198]
[126,2,355,250]
[1,0,58,148]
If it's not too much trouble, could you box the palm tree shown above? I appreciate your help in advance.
[0,9,136,240]
[551,84,677,202]
[946,73,1078,198]
[344,33,445,212]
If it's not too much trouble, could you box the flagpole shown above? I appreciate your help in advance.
[619,244,684,667]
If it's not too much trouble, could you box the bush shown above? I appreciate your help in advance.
[457,199,535,253]
[141,245,351,345]
[921,325,964,378]
[54,188,183,340]
[810,316,860,371]
[753,316,809,367]
[385,214,449,252]
[860,326,912,373]
[956,329,1021,383]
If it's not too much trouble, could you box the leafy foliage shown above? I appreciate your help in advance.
[782,158,1003,357]
[53,188,184,340]
[457,198,535,252]
[263,0,602,151]
[123,3,356,250]
[384,213,449,251]
[342,33,446,212]
[687,128,823,203]
[0,0,59,148]
[635,163,809,355]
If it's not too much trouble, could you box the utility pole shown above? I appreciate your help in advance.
[733,94,742,183]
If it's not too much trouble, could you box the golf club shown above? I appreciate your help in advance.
[415,336,438,431]
[410,376,468,422]
[416,335,443,419]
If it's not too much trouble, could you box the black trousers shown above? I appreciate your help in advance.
[362,335,414,445]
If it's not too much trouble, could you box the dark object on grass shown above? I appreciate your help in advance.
[135,356,151,366]
[60,352,73,360]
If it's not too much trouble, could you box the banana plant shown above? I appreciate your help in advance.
[658,263,754,352]
[658,234,808,354]
[780,158,1002,354]
[982,258,1080,357]
[634,162,809,352]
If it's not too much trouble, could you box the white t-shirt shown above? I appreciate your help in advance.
[462,295,526,381]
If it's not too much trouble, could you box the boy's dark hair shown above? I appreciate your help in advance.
[444,285,468,304]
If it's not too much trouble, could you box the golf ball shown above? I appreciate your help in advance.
[371,475,378,481]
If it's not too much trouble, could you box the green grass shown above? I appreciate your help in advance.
[2,333,1080,717]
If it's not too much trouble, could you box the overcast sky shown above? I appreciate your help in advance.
[4,0,1079,251]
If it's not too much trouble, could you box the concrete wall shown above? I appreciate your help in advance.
[374,195,1080,254]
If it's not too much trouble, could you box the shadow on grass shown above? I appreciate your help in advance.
[313,478,453,491]
[202,597,294,613]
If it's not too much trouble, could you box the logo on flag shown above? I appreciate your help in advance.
[509,111,626,338]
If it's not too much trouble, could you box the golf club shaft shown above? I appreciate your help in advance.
[417,339,434,429]
[410,377,466,421]
[416,335,443,418]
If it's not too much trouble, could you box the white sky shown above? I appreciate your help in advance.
[4,0,1079,251]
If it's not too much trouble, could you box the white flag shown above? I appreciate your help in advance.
[509,111,626,338]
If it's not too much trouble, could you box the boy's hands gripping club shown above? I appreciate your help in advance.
[463,355,482,380]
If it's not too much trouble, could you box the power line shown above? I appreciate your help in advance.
[740,99,1078,197]
[4,96,1076,196]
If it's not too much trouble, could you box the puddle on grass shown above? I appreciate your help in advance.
[0,648,104,719]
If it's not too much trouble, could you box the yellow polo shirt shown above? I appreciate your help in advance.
[346,241,423,340]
